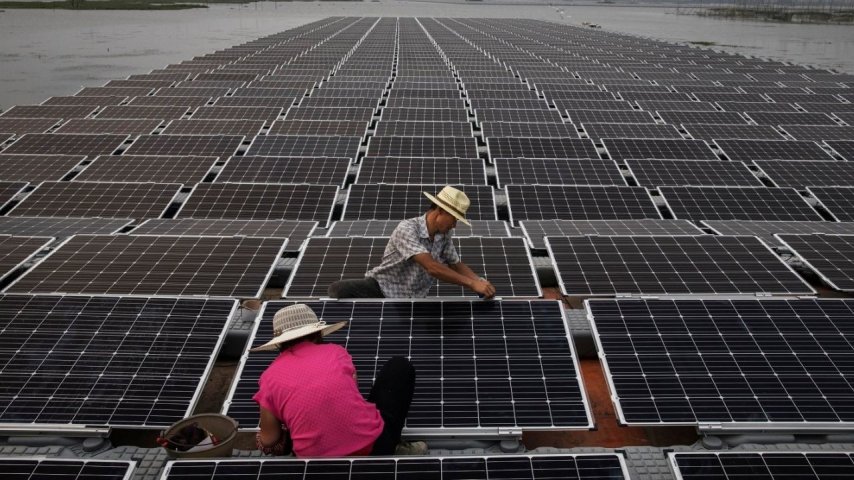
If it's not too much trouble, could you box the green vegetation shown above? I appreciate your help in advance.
[700,7,854,24]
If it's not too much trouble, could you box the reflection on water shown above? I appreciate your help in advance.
[0,1,852,110]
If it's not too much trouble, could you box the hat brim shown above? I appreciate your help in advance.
[423,192,471,226]
[249,320,347,352]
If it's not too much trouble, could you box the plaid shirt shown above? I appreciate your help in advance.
[366,214,460,298]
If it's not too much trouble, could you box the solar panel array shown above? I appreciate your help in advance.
[670,452,854,480]
[0,458,134,480]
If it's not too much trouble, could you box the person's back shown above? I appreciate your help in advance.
[254,341,383,457]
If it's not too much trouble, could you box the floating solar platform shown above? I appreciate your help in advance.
[520,219,704,249]
[0,217,132,238]
[161,119,265,137]
[506,185,661,225]
[177,183,338,224]
[225,300,589,432]
[3,133,128,156]
[0,458,134,480]
[582,123,683,142]
[326,220,511,238]
[549,235,813,296]
[366,137,478,159]
[0,154,84,182]
[131,219,316,250]
[246,135,361,159]
[268,120,369,137]
[826,140,854,161]
[669,452,854,480]
[495,158,625,187]
[715,139,837,162]
[660,186,823,222]
[75,155,217,183]
[216,156,350,185]
[285,237,539,298]
[0,294,235,430]
[588,298,854,427]
[626,159,763,187]
[703,220,854,248]
[756,160,854,189]
[487,138,598,160]
[603,138,718,161]
[0,117,62,135]
[356,157,486,185]
[777,234,854,292]
[805,186,854,221]
[163,454,628,480]
[124,134,244,157]
[54,118,162,135]
[681,124,787,141]
[5,235,286,297]
[480,122,578,138]
[342,184,495,221]
[0,235,52,283]
[9,181,180,219]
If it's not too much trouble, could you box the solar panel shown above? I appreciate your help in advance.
[475,109,563,124]
[155,87,230,98]
[356,157,486,185]
[374,121,472,137]
[479,122,577,138]
[214,96,297,109]
[681,124,786,141]
[0,217,132,237]
[246,136,361,158]
[825,140,854,160]
[779,125,854,142]
[161,119,264,136]
[177,183,337,224]
[567,110,656,124]
[43,95,127,106]
[658,111,749,125]
[74,155,217,183]
[9,181,180,219]
[285,107,375,122]
[96,105,189,120]
[268,120,369,136]
[366,137,478,158]
[0,235,52,282]
[549,236,812,296]
[0,117,62,135]
[777,234,854,291]
[0,105,97,119]
[556,100,634,111]
[3,133,128,156]
[0,294,235,428]
[626,159,763,187]
[487,138,598,160]
[54,118,161,135]
[215,156,349,185]
[342,184,495,220]
[660,186,822,221]
[495,158,624,187]
[6,235,286,297]
[755,160,854,189]
[670,452,854,480]
[506,185,661,224]
[808,186,854,221]
[520,219,704,249]
[0,154,84,182]
[603,138,717,161]
[703,220,854,248]
[164,454,628,479]
[583,123,682,141]
[127,95,211,107]
[124,134,244,157]
[385,97,465,108]
[300,97,379,108]
[0,458,134,480]
[715,139,836,162]
[635,100,718,112]
[191,106,282,122]
[326,220,511,238]
[131,219,316,249]
[588,298,854,426]
[747,111,838,125]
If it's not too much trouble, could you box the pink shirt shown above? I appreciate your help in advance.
[253,341,384,457]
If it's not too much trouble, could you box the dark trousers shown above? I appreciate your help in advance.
[368,357,416,455]
[328,277,384,299]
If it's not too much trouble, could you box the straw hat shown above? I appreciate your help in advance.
[423,186,471,226]
[250,304,347,352]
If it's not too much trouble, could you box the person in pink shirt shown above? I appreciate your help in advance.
[251,304,426,457]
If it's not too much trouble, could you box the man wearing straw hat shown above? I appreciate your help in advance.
[253,304,426,457]
[328,186,497,299]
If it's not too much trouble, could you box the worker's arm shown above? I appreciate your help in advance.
[449,261,481,281]
[257,407,283,448]
[412,253,496,298]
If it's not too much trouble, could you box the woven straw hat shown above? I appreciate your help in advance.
[250,304,347,352]
[423,186,471,226]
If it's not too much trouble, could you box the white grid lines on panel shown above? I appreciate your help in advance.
[660,186,823,221]
[132,219,316,248]
[487,138,599,160]
[0,217,133,237]
[506,185,661,224]
[625,159,764,187]
[777,234,854,292]
[681,124,787,141]
[703,220,854,248]
[367,137,478,158]
[374,121,473,137]
[216,156,350,185]
[583,123,682,141]
[808,186,854,221]
[342,184,496,221]
[8,181,180,219]
[161,120,265,137]
[124,135,244,157]
[495,158,625,187]
[55,119,162,135]
[356,157,486,185]
[4,133,128,156]
[0,117,62,135]
[480,122,578,138]
[603,138,718,161]
[74,155,217,183]
[326,219,510,238]
[268,120,369,136]
[177,183,338,223]
[756,160,854,189]
[0,154,85,182]
[96,105,190,120]
[521,219,704,249]
[715,139,837,161]
[245,136,361,158]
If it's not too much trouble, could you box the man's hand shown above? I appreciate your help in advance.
[471,278,496,299]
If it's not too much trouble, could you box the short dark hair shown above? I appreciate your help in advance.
[277,332,323,353]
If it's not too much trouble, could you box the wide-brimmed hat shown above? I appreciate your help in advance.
[250,304,347,352]
[423,186,471,226]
